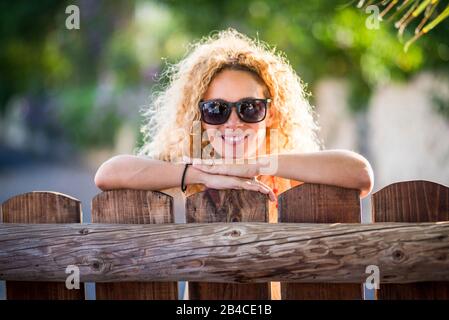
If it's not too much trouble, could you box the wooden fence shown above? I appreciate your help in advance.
[0,180,448,300]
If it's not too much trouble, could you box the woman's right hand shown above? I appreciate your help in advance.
[198,171,276,202]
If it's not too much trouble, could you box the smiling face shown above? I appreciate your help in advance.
[201,68,272,160]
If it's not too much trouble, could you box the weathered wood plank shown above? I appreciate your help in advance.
[185,189,270,300]
[91,189,177,300]
[1,222,448,283]
[278,184,363,299]
[372,180,449,300]
[1,191,84,300]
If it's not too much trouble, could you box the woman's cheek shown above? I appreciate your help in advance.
[245,124,266,156]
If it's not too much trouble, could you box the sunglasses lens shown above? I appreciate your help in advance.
[239,100,267,122]
[201,101,230,125]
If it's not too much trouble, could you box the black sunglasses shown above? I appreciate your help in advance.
[199,98,271,125]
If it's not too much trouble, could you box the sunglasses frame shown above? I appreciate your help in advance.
[198,98,271,125]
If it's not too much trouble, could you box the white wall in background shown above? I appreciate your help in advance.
[368,72,449,189]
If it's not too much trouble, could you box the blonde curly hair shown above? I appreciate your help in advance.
[137,28,322,196]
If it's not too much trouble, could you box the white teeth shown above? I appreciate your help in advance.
[222,135,247,143]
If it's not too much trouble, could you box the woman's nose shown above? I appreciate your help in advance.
[225,108,243,128]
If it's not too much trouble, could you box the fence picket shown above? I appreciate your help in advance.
[1,191,84,300]
[372,180,449,299]
[278,183,363,299]
[91,189,178,299]
[185,188,270,299]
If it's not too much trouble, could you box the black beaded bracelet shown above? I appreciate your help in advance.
[181,163,191,193]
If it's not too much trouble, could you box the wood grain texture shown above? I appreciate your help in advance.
[91,189,177,300]
[186,189,270,300]
[2,222,448,283]
[1,191,84,300]
[186,188,269,223]
[372,180,449,300]
[278,183,363,300]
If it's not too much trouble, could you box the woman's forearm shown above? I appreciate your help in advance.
[94,155,204,191]
[270,150,374,198]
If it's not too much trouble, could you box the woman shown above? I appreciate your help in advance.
[94,28,374,299]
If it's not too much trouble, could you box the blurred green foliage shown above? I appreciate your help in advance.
[1,0,448,150]
[56,86,122,148]
[0,1,68,110]
[164,0,448,111]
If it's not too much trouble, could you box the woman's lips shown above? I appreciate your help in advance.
[221,135,249,145]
